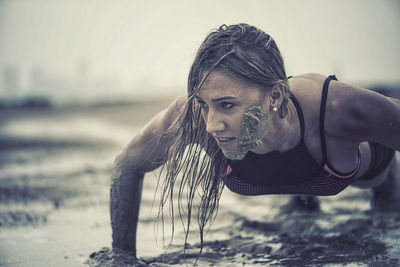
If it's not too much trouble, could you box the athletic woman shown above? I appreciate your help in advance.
[110,23,400,261]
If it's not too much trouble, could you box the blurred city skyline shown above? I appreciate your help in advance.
[0,0,399,105]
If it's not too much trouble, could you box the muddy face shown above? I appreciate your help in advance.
[222,104,268,160]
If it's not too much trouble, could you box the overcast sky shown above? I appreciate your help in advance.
[0,0,399,102]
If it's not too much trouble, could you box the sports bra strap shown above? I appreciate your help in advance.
[319,75,337,165]
[318,75,361,178]
[290,95,305,139]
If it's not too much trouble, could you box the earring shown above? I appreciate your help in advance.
[272,107,278,112]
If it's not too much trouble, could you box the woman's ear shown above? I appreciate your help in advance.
[269,83,284,110]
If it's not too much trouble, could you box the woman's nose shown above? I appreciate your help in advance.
[205,111,225,133]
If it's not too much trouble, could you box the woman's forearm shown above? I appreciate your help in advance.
[109,97,184,255]
[110,158,144,256]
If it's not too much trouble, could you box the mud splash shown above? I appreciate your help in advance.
[1,103,399,267]
[86,208,400,267]
[223,104,268,160]
[86,247,147,267]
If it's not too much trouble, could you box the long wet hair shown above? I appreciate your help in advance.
[157,23,290,258]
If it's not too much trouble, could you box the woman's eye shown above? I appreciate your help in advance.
[221,102,234,109]
[199,101,208,109]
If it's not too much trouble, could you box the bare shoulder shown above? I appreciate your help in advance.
[292,73,327,82]
[288,73,400,156]
[119,96,187,172]
[141,95,186,136]
[325,79,400,148]
[288,73,326,102]
[327,81,400,140]
[288,73,327,129]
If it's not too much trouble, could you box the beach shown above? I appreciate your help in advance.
[0,100,399,267]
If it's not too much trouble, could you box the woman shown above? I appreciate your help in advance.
[110,23,400,261]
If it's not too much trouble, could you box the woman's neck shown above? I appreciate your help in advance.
[251,100,301,154]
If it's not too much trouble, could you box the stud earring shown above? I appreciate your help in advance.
[272,107,278,112]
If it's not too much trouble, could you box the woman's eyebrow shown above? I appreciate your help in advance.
[211,96,237,102]
[195,95,237,102]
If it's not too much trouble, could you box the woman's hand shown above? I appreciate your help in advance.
[86,247,147,267]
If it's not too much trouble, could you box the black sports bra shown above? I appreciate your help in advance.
[228,94,322,186]
[224,75,361,196]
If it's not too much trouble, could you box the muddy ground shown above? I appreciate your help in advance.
[0,102,399,267]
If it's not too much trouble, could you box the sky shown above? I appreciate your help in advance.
[0,0,399,103]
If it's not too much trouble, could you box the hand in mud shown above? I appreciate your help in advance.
[86,247,147,267]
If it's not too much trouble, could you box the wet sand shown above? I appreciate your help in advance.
[0,101,399,266]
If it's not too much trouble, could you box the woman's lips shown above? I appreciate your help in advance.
[215,137,236,148]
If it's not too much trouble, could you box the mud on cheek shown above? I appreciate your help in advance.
[222,104,268,161]
[238,104,268,151]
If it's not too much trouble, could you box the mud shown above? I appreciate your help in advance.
[223,104,268,160]
[1,102,399,267]
[86,247,146,267]
[87,208,400,267]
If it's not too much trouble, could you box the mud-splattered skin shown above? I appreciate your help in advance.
[196,71,272,161]
[222,104,269,160]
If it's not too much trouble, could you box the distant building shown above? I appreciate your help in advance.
[29,66,46,93]
[1,65,20,96]
[76,59,89,90]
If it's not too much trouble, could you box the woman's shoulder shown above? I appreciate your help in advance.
[288,73,327,103]
[288,73,365,126]
[155,95,187,128]
[291,73,327,82]
[290,73,400,147]
[287,73,362,114]
[289,73,326,92]
[287,73,327,124]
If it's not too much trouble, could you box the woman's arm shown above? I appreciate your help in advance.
[326,80,400,150]
[110,96,186,256]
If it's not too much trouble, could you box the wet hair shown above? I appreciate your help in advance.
[157,23,289,259]
[190,23,290,117]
